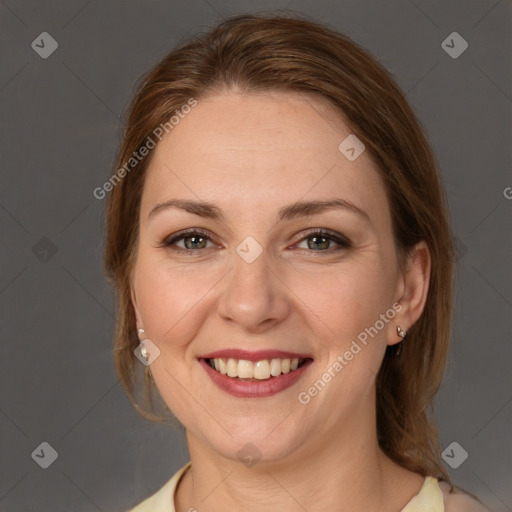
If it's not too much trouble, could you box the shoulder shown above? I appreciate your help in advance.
[127,462,191,512]
[438,480,492,512]
[400,476,492,512]
[126,478,174,512]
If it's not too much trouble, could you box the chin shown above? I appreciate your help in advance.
[196,421,307,467]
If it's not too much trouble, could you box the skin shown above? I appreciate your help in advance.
[131,90,431,512]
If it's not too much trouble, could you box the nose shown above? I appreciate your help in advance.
[217,244,290,333]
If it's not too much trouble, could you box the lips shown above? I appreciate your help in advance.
[198,349,314,398]
[199,349,312,361]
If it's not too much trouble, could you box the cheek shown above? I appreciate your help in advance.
[133,249,230,357]
[300,267,393,407]
[294,260,394,401]
[292,260,392,342]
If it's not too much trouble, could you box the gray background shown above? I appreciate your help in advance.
[0,0,511,511]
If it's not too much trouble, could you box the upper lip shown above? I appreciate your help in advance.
[199,349,313,362]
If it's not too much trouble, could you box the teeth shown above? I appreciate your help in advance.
[227,358,238,377]
[208,357,303,380]
[238,360,253,379]
[218,358,227,374]
[253,360,270,379]
[270,358,282,376]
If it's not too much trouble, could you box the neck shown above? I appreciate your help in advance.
[174,397,421,512]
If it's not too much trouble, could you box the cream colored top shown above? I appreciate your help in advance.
[127,462,490,512]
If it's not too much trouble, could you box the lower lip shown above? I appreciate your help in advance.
[199,358,313,398]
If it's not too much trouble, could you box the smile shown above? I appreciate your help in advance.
[199,356,314,398]
[206,357,306,380]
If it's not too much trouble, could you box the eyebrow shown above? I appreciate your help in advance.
[148,198,370,224]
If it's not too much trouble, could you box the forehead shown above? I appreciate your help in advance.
[141,91,388,227]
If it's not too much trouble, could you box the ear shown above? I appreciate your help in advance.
[389,240,431,347]
[130,284,144,331]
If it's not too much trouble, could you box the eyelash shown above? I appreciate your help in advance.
[159,228,351,255]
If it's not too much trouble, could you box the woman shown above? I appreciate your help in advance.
[104,13,491,512]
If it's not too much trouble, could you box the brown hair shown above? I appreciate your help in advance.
[104,13,455,485]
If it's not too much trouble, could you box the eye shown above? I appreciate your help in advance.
[160,229,217,252]
[295,229,351,252]
[159,228,351,254]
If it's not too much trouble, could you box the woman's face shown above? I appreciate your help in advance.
[131,90,423,462]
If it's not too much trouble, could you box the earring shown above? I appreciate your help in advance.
[396,326,407,356]
[137,329,149,361]
[397,326,407,338]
